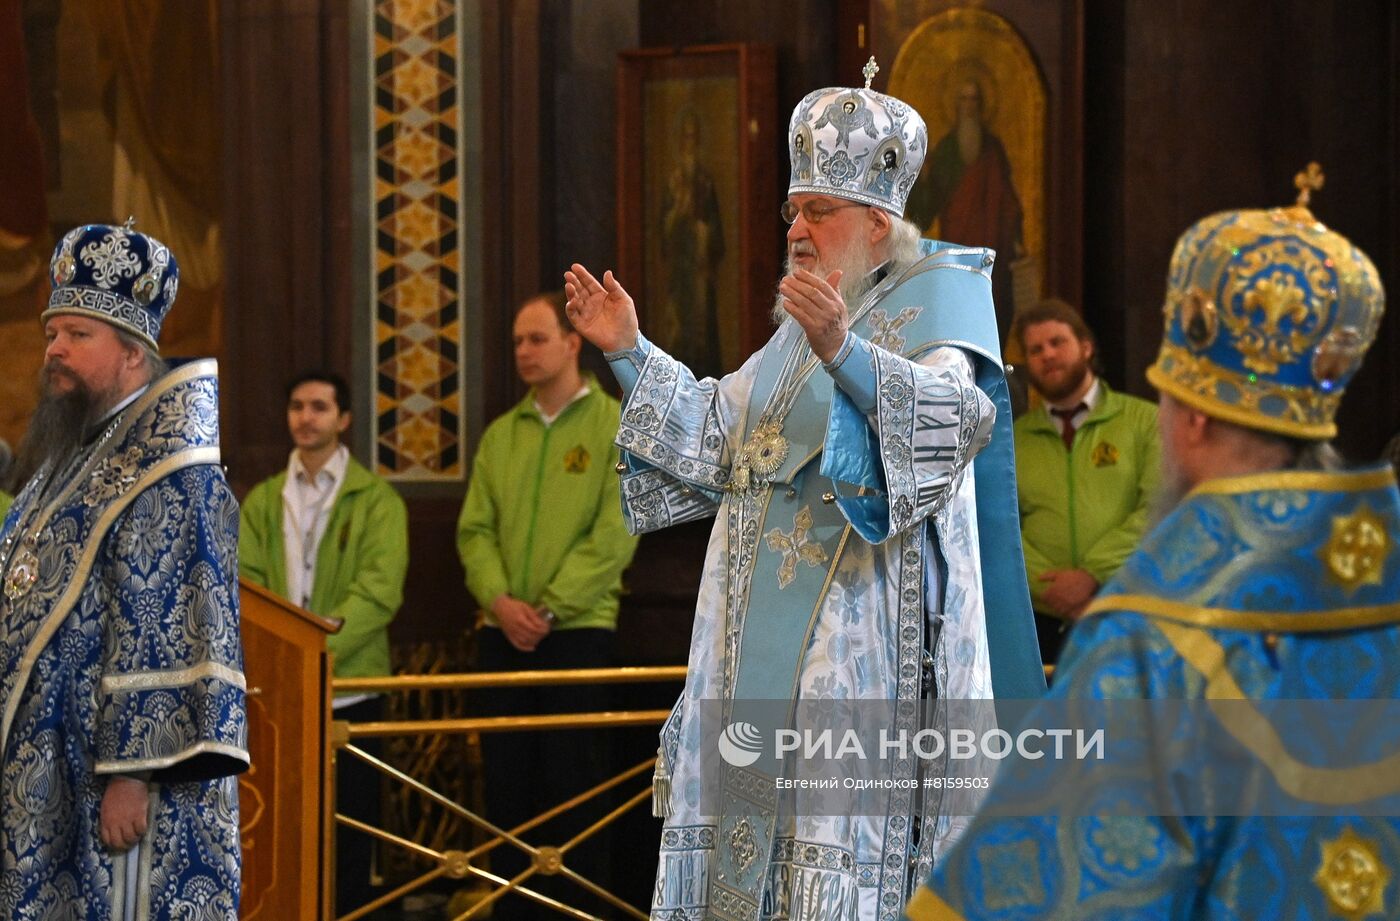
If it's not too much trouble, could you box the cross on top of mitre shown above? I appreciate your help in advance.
[1294,162,1325,207]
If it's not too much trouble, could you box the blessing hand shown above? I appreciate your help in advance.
[778,268,848,363]
[564,264,639,353]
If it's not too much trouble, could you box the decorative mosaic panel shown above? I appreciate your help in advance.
[369,0,464,480]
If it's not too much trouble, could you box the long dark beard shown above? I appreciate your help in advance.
[7,369,115,493]
[1030,358,1092,403]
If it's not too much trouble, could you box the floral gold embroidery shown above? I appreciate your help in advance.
[1314,827,1389,920]
[1150,342,1342,435]
[764,506,828,589]
[977,839,1046,910]
[1320,505,1391,594]
[1221,243,1330,375]
[1089,816,1163,873]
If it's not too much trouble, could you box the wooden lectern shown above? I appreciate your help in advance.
[238,578,340,921]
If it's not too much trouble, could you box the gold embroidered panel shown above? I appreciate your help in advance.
[367,0,466,480]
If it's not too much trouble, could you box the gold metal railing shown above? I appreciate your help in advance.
[329,662,1056,918]
[329,665,686,921]
[335,666,688,693]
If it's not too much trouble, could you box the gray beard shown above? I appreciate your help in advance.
[7,372,117,493]
[771,240,879,327]
[1147,450,1193,529]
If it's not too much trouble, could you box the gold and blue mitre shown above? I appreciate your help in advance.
[1146,164,1384,439]
[41,220,179,350]
[787,56,927,218]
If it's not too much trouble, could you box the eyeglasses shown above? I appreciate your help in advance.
[780,200,866,225]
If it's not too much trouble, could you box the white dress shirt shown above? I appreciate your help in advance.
[535,381,592,426]
[1045,375,1101,431]
[281,444,350,610]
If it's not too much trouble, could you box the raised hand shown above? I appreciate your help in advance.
[778,268,848,363]
[564,263,639,353]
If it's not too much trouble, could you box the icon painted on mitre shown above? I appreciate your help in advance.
[1312,325,1365,388]
[1180,287,1219,351]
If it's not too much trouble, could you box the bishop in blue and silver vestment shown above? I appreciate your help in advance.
[0,223,248,920]
[908,170,1400,920]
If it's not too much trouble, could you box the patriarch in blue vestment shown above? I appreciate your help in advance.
[566,56,1043,921]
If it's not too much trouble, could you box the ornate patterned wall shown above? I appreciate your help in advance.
[366,0,467,481]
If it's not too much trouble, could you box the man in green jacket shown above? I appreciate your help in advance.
[1012,299,1160,664]
[239,370,408,915]
[457,291,638,918]
[0,438,12,522]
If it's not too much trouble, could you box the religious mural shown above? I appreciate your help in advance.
[888,7,1046,345]
[618,45,778,387]
[0,0,223,450]
[642,75,741,379]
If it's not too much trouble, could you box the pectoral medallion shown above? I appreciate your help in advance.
[747,422,789,479]
[4,537,39,601]
[730,422,789,494]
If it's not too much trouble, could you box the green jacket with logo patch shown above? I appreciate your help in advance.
[239,455,409,679]
[1013,381,1161,616]
[457,377,637,630]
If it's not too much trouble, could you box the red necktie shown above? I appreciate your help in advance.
[1049,404,1086,450]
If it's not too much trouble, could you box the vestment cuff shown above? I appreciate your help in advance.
[605,332,652,396]
[821,331,856,372]
[825,334,878,415]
